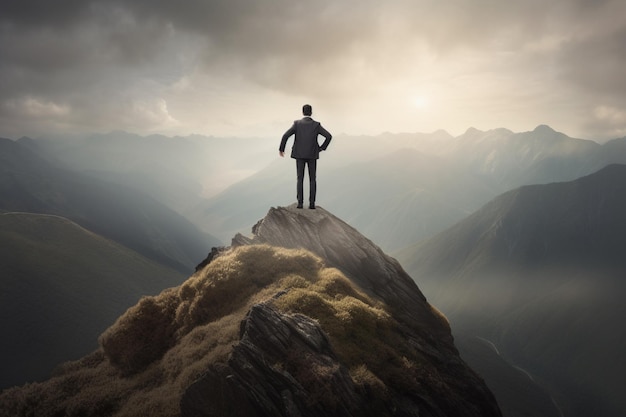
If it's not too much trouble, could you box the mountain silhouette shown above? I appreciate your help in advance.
[191,125,626,252]
[0,212,185,389]
[0,206,501,417]
[398,164,626,417]
[0,137,220,273]
[190,147,496,251]
[25,131,276,210]
[19,127,626,255]
[446,125,602,189]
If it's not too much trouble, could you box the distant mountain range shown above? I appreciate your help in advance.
[1,137,220,272]
[189,125,626,250]
[398,164,626,417]
[0,136,220,388]
[29,131,275,207]
[18,126,626,252]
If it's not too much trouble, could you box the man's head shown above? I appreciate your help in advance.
[302,104,312,116]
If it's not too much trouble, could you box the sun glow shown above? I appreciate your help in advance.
[409,95,430,109]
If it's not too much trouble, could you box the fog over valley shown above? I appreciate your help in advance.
[3,125,626,417]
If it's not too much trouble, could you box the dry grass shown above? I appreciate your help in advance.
[270,262,437,400]
[350,364,388,400]
[0,245,326,416]
[0,243,445,416]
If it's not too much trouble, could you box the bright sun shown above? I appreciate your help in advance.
[409,95,430,109]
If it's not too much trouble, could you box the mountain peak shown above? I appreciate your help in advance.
[533,124,555,133]
[232,204,448,338]
[463,126,484,136]
[196,204,502,416]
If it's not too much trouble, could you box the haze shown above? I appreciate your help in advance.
[2,0,626,141]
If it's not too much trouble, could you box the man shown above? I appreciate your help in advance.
[279,104,332,209]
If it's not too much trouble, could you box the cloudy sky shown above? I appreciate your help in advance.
[1,0,625,141]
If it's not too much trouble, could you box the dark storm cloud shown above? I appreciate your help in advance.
[2,0,623,81]
[0,0,191,134]
[0,0,92,28]
[0,0,383,118]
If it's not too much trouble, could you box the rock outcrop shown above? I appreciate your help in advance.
[181,303,362,417]
[232,205,452,344]
[183,205,502,417]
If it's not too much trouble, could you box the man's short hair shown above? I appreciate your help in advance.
[302,104,312,116]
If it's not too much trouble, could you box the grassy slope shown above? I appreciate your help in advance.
[1,244,469,417]
[0,212,186,389]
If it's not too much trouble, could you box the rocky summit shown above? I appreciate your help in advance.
[233,204,453,343]
[213,204,500,417]
[0,205,501,417]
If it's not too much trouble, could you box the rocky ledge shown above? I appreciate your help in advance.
[183,205,502,417]
[233,205,452,345]
[181,302,362,417]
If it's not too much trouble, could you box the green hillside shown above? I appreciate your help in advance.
[0,212,186,389]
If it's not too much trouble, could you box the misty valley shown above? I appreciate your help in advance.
[1,125,626,417]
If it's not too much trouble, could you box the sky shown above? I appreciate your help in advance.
[1,0,626,141]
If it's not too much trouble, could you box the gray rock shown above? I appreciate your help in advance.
[236,205,452,345]
[181,303,363,417]
[186,205,502,417]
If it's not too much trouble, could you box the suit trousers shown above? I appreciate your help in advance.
[296,158,317,204]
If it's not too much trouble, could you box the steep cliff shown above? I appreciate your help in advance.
[0,205,500,417]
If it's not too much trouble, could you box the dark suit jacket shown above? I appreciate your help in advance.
[279,116,332,160]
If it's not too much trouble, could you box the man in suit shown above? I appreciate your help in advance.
[279,104,332,209]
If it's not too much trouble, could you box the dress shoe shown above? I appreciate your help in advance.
[297,203,303,209]
[309,204,316,209]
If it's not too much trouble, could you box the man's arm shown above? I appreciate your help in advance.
[318,124,332,151]
[279,123,296,157]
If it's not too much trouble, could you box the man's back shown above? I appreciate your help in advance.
[280,116,331,160]
[292,117,322,159]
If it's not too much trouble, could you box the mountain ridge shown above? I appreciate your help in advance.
[190,125,625,251]
[0,137,220,273]
[233,204,453,343]
[400,163,626,277]
[398,164,626,417]
[13,125,623,254]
